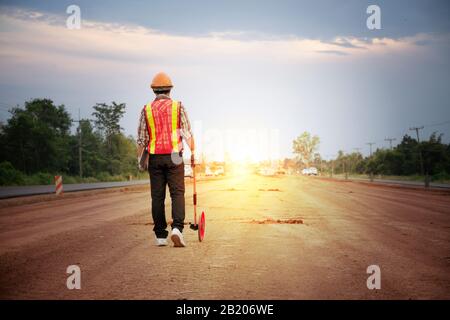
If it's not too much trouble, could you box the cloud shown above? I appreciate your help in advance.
[414,39,432,46]
[324,37,367,50]
[316,50,348,56]
[1,7,449,160]
[0,7,435,78]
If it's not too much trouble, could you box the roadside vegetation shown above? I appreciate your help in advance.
[0,98,145,186]
[292,131,450,183]
[1,100,449,186]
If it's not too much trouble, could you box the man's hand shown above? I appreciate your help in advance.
[137,145,145,158]
[137,145,148,171]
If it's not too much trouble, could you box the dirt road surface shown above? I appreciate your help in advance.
[1,175,449,299]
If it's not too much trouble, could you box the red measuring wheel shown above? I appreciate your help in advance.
[198,211,206,242]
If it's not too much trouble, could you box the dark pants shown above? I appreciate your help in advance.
[148,154,185,238]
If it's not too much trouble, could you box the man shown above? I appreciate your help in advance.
[137,72,195,247]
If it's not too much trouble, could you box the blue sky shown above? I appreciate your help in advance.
[0,0,449,160]
[1,0,449,38]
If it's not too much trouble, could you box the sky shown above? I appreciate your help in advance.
[0,0,449,161]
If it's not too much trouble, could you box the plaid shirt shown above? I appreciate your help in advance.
[137,94,193,149]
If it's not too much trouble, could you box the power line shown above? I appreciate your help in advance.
[423,119,450,128]
[0,102,18,108]
[367,118,450,151]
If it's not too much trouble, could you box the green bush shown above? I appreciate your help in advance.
[432,171,450,183]
[0,164,145,187]
[95,171,112,182]
[135,172,148,180]
[109,175,126,182]
[25,172,54,185]
[62,176,80,184]
[0,161,25,185]
[82,177,99,183]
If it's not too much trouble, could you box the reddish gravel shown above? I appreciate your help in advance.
[0,175,449,299]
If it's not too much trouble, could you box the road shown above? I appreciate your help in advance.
[0,174,449,299]
[2,175,447,200]
[0,180,149,199]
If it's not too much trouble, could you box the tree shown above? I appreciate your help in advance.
[395,134,420,175]
[91,102,138,175]
[68,120,105,177]
[0,99,72,174]
[109,134,138,175]
[0,98,146,184]
[92,102,126,150]
[360,133,450,178]
[293,132,320,167]
[334,150,346,174]
[421,132,449,175]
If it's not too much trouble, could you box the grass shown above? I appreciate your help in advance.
[330,173,450,184]
[0,161,149,186]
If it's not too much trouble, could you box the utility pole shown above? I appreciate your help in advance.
[76,109,83,178]
[351,148,361,177]
[366,142,375,157]
[331,159,334,177]
[366,143,375,180]
[78,109,82,178]
[409,126,424,142]
[341,151,348,179]
[409,126,425,176]
[384,137,396,150]
[72,110,94,178]
[345,158,348,179]
[72,109,85,178]
[325,154,335,178]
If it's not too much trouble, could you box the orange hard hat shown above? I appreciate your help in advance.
[151,72,173,89]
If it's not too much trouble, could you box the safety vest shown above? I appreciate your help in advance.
[144,99,182,154]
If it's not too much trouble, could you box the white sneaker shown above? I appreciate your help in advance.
[170,228,186,247]
[155,238,168,246]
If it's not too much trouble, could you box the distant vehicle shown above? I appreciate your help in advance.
[205,167,214,176]
[214,166,225,176]
[302,167,318,176]
[259,168,275,176]
[184,165,193,178]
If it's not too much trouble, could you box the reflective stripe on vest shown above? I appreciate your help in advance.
[171,100,179,152]
[145,102,157,154]
[144,100,180,154]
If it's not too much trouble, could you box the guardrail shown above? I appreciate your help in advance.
[0,180,150,199]
[322,175,450,190]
